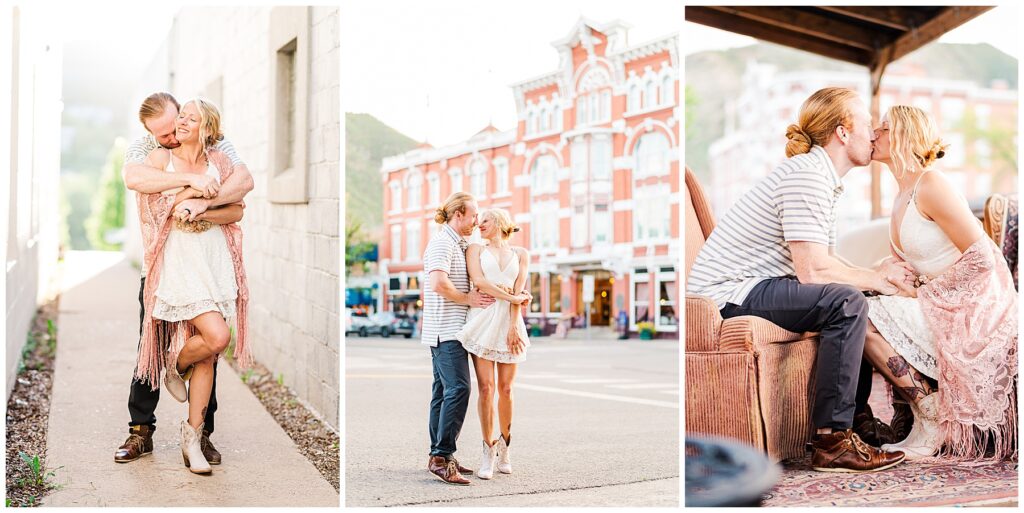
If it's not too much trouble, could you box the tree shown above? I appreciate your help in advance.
[85,138,127,250]
[345,198,376,276]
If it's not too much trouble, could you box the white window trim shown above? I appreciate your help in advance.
[654,271,678,332]
[629,272,650,330]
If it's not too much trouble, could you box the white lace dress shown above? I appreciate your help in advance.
[152,158,238,322]
[866,177,964,380]
[455,247,530,363]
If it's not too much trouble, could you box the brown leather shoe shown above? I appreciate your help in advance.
[201,430,222,465]
[114,425,154,463]
[428,455,471,485]
[853,404,897,447]
[450,456,473,476]
[812,429,905,473]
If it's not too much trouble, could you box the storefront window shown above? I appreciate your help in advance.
[658,278,677,328]
[633,279,650,325]
[549,276,561,313]
[530,273,542,313]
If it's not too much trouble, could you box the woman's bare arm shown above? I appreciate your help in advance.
[195,204,244,224]
[466,244,525,303]
[509,247,531,321]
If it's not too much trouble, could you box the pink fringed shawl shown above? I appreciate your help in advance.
[918,237,1018,460]
[134,149,252,390]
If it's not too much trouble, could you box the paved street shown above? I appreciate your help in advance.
[345,335,679,507]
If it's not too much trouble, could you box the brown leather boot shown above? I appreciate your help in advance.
[428,455,471,485]
[114,425,154,463]
[890,401,914,443]
[811,429,905,473]
[853,404,897,447]
[450,456,473,476]
[201,430,222,465]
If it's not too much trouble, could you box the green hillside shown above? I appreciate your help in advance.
[345,113,419,234]
[685,42,1018,181]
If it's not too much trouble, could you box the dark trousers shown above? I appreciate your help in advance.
[128,277,218,433]
[721,278,870,430]
[428,339,471,458]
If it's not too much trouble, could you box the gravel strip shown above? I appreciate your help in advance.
[226,358,340,492]
[5,299,60,507]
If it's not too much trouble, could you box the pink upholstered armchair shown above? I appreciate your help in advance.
[684,167,820,461]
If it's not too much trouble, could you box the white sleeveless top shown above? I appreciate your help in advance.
[454,246,530,363]
[890,171,964,279]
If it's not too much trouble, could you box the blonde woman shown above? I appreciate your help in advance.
[136,98,251,474]
[865,105,1017,461]
[455,208,531,480]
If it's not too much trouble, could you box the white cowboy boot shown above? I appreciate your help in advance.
[180,420,212,474]
[496,435,512,474]
[882,393,942,460]
[164,352,192,403]
[478,440,498,480]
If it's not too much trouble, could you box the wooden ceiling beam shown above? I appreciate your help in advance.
[686,7,873,66]
[885,6,993,64]
[816,6,932,31]
[708,6,886,51]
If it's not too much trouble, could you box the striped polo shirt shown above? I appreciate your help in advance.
[421,223,471,347]
[688,145,845,309]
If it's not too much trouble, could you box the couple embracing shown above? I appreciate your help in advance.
[690,87,1017,472]
[422,192,533,485]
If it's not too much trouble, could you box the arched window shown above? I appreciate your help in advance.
[531,154,558,194]
[576,97,587,126]
[600,90,611,120]
[644,80,657,109]
[661,74,674,105]
[449,167,463,193]
[494,159,509,195]
[635,131,670,179]
[540,107,549,132]
[470,158,488,198]
[406,172,422,210]
[427,174,440,207]
[528,111,536,134]
[628,84,641,112]
[389,180,402,212]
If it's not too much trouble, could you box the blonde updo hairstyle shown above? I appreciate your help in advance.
[481,208,520,240]
[885,105,947,178]
[182,97,224,153]
[434,192,474,224]
[785,87,860,158]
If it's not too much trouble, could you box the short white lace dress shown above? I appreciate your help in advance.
[866,174,964,380]
[152,157,238,322]
[455,246,530,363]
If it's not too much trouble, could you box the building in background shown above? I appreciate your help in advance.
[3,7,63,398]
[380,19,680,336]
[709,60,1017,233]
[128,6,340,428]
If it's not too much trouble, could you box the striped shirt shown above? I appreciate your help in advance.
[688,145,844,309]
[124,134,244,166]
[421,223,470,347]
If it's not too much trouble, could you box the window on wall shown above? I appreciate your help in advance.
[591,135,612,180]
[407,173,422,210]
[528,111,537,134]
[406,220,421,262]
[449,168,463,193]
[644,79,657,110]
[657,273,678,329]
[661,74,674,106]
[549,276,562,313]
[552,105,561,131]
[530,200,560,250]
[571,140,588,182]
[390,224,402,262]
[572,204,587,248]
[635,131,670,179]
[540,107,549,132]
[470,158,487,198]
[600,90,610,120]
[593,203,611,244]
[628,84,641,112]
[633,278,650,325]
[588,94,598,124]
[576,97,586,126]
[268,6,310,204]
[427,174,440,207]
[530,273,542,313]
[634,186,671,241]
[494,160,509,195]
[531,154,558,194]
[389,181,402,212]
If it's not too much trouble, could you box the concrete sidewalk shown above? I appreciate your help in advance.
[43,251,338,507]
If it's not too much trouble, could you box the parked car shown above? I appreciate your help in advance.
[364,311,415,338]
[344,308,374,337]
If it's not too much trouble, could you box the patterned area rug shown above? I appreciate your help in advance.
[762,373,1018,507]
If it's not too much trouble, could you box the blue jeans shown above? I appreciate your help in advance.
[428,340,471,458]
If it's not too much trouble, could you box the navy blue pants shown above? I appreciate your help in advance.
[428,340,471,458]
[721,278,870,430]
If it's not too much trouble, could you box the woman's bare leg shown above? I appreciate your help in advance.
[496,362,518,442]
[177,311,231,371]
[472,355,496,443]
[863,319,934,404]
[184,312,231,430]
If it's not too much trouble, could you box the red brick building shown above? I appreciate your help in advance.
[380,19,679,336]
